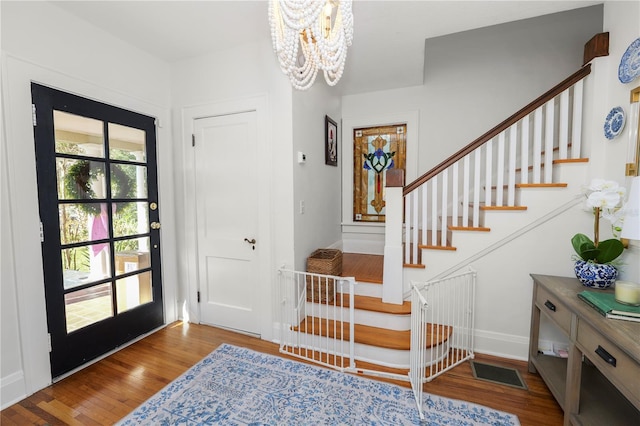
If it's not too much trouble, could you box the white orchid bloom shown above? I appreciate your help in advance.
[613,186,626,200]
[586,190,621,209]
[587,179,619,192]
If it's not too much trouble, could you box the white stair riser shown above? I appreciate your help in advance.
[305,302,410,330]
[343,282,382,298]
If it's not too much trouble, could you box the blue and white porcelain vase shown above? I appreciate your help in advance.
[574,260,618,289]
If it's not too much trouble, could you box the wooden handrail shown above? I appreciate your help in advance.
[403,64,592,196]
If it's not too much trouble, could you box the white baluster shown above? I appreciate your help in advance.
[533,108,543,183]
[485,139,493,206]
[412,189,419,262]
[473,149,481,227]
[452,162,459,227]
[441,169,449,244]
[559,90,569,160]
[544,99,554,183]
[521,116,530,184]
[431,176,438,246]
[496,132,505,206]
[571,80,584,159]
[421,184,427,247]
[405,193,411,263]
[508,124,517,206]
[462,156,470,227]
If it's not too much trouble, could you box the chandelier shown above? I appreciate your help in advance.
[268,0,354,90]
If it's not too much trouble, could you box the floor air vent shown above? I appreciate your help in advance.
[470,361,527,390]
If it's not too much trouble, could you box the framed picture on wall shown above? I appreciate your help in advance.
[325,115,338,166]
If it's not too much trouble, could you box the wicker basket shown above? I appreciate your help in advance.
[306,249,342,303]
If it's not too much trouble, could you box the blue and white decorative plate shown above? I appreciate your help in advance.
[618,37,640,84]
[604,106,625,140]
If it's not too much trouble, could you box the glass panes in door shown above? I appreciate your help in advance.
[54,110,153,333]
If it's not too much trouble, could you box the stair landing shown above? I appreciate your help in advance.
[341,253,383,284]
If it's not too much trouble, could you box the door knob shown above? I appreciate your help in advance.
[150,222,161,230]
[244,238,256,244]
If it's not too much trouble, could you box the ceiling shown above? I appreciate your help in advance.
[50,0,601,95]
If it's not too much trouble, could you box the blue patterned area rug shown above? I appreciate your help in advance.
[117,344,520,425]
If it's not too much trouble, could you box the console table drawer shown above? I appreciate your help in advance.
[577,320,640,406]
[536,285,572,334]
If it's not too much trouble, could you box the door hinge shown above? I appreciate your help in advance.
[192,134,196,147]
[39,221,44,242]
[197,291,201,303]
[31,104,37,126]
[47,333,52,352]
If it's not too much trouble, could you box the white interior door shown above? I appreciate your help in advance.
[194,111,259,335]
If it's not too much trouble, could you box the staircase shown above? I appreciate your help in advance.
[279,64,593,381]
[280,254,417,375]
[386,64,592,292]
[278,254,474,382]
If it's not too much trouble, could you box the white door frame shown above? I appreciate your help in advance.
[181,94,272,338]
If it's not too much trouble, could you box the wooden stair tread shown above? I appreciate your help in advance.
[554,158,589,164]
[312,294,411,315]
[293,316,452,350]
[448,226,491,232]
[480,205,527,211]
[515,157,588,172]
[404,263,425,269]
[338,294,411,315]
[419,244,457,251]
[516,183,568,188]
[489,183,568,189]
[469,202,527,211]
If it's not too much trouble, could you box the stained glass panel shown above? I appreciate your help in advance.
[353,124,406,222]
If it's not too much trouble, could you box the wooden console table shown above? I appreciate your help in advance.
[529,274,640,425]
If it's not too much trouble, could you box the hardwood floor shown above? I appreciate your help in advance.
[1,322,563,425]
[341,253,384,283]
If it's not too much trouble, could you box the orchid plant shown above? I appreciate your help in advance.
[571,179,626,265]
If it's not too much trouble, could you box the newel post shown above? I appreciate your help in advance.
[382,169,404,304]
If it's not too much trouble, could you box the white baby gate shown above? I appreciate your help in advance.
[276,267,476,419]
[410,268,476,420]
[276,268,357,371]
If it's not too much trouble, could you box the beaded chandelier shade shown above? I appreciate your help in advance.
[269,0,354,90]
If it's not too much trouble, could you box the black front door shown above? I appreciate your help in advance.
[31,83,164,378]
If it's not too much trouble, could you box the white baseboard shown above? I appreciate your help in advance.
[1,370,27,410]
[473,329,530,361]
[342,239,384,255]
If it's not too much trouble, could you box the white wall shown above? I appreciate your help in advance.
[421,5,603,173]
[292,84,342,270]
[1,1,175,407]
[598,0,640,283]
[170,39,295,339]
